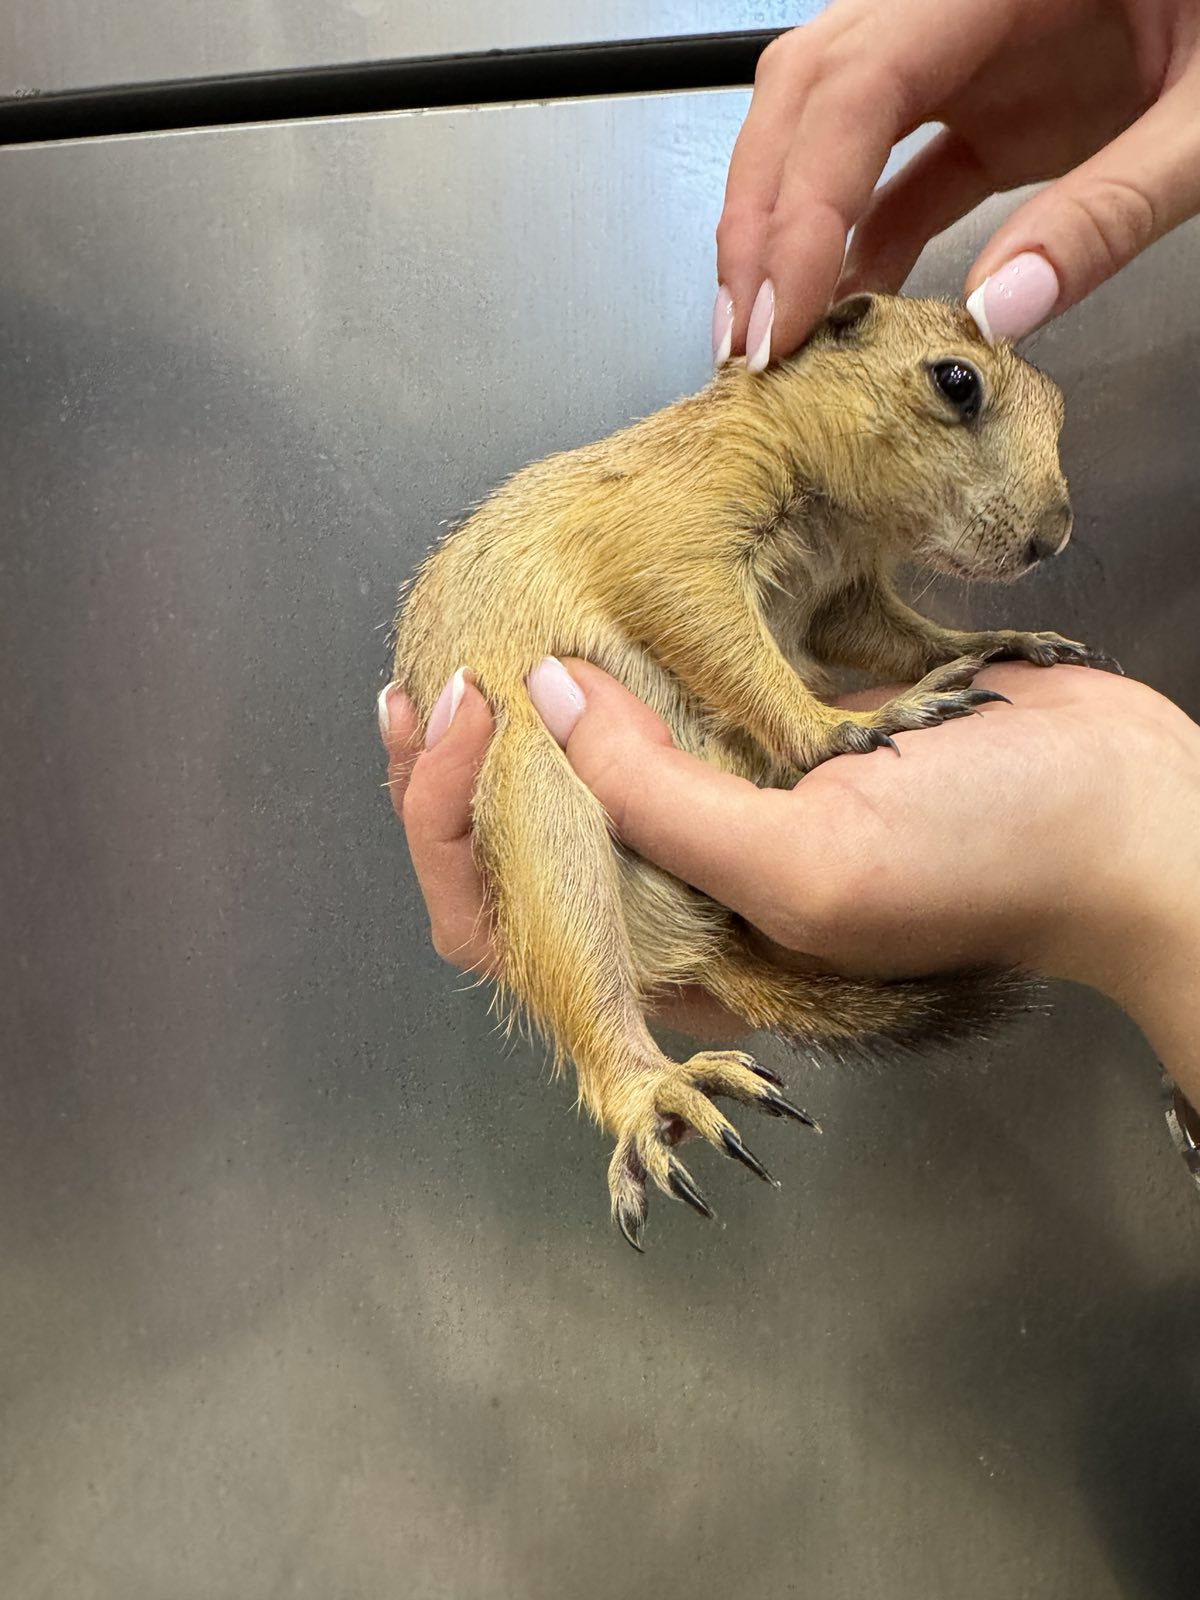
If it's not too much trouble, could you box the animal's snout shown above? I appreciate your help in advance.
[1025,498,1073,566]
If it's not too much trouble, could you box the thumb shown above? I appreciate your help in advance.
[526,656,819,940]
[965,69,1200,339]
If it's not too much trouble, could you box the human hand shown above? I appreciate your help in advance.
[715,0,1200,368]
[380,659,1200,1104]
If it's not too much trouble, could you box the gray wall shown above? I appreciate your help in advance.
[1,90,1198,1599]
[1,2,809,97]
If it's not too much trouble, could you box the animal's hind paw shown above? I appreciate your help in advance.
[605,1050,819,1252]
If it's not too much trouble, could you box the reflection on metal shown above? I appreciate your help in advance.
[0,32,781,147]
[1,92,1198,1598]
[0,2,814,98]
[1165,1077,1200,1192]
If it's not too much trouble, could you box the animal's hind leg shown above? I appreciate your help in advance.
[473,714,817,1248]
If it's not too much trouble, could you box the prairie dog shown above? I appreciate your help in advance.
[393,293,1111,1249]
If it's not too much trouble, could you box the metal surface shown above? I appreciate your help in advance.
[1,92,1199,1599]
[0,2,810,99]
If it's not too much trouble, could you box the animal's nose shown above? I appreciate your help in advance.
[1025,499,1073,566]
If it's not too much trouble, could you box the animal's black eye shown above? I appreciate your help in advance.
[929,359,983,419]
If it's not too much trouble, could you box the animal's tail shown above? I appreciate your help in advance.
[698,948,1039,1064]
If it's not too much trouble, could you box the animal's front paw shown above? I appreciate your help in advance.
[604,1051,819,1252]
[804,657,1005,769]
[979,630,1123,674]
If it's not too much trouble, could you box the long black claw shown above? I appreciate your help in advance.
[1062,647,1122,676]
[721,1127,778,1187]
[761,1089,822,1132]
[874,732,901,755]
[927,695,979,721]
[966,689,1012,706]
[616,1202,646,1253]
[748,1061,785,1087]
[667,1159,715,1219]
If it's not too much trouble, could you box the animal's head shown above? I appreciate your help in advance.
[788,293,1071,581]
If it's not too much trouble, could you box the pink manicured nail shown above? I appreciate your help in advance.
[745,279,775,373]
[425,666,468,748]
[527,656,586,747]
[712,285,734,367]
[965,252,1060,343]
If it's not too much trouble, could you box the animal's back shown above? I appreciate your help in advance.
[394,398,745,761]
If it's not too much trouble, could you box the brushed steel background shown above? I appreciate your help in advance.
[1,91,1198,1599]
[0,2,809,98]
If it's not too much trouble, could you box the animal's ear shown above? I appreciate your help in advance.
[822,292,877,340]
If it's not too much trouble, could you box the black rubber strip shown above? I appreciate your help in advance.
[0,29,780,146]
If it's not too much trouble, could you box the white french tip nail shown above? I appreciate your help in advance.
[965,284,993,344]
[448,667,466,716]
[712,285,735,367]
[745,326,772,373]
[377,685,392,739]
[744,280,775,373]
[424,665,469,749]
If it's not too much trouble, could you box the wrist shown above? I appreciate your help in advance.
[1042,706,1200,1105]
[1109,890,1200,1112]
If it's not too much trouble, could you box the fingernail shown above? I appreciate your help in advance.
[711,284,734,367]
[377,684,394,741]
[745,279,775,373]
[965,252,1059,343]
[425,666,468,748]
[527,656,586,747]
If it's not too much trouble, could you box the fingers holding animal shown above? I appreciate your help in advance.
[721,3,1200,355]
[533,658,1104,982]
[538,657,1027,917]
[379,646,1065,1006]
[382,679,498,975]
[718,27,898,364]
[378,682,421,815]
[717,4,1011,362]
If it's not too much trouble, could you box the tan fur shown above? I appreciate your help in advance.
[392,293,1107,1248]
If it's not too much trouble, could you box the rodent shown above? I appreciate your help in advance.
[392,292,1114,1250]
